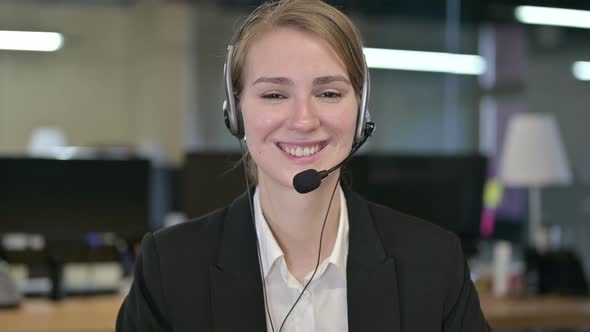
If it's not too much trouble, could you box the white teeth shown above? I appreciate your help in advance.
[281,144,321,157]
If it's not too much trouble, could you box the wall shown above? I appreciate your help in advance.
[0,0,191,165]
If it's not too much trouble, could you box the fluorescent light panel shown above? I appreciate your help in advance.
[515,6,590,29]
[0,30,64,52]
[363,48,486,75]
[572,61,590,81]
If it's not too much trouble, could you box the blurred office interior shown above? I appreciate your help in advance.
[0,0,589,331]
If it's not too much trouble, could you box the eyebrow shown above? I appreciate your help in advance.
[252,77,293,86]
[251,75,351,86]
[313,75,351,86]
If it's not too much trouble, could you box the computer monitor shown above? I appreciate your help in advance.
[346,154,487,255]
[0,156,151,297]
[182,152,246,220]
[0,157,150,243]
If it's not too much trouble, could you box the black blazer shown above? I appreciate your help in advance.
[117,189,490,332]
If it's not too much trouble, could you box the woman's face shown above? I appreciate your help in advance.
[240,27,358,191]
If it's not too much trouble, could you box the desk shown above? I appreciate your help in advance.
[0,295,124,332]
[481,294,590,330]
[1,294,590,331]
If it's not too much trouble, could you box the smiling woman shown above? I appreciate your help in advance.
[116,1,490,331]
[241,27,358,191]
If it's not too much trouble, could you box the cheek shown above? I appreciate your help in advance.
[326,108,358,139]
[242,108,281,143]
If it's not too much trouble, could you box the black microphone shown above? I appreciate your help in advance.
[293,122,374,194]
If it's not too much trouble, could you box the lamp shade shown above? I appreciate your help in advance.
[499,112,572,187]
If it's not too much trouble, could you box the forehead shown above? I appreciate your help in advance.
[242,27,349,83]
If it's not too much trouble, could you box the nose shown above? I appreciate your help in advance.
[286,96,320,132]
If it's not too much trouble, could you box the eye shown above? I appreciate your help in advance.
[318,91,342,99]
[261,92,286,99]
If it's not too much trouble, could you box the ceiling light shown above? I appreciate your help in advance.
[0,30,64,52]
[572,61,590,81]
[515,6,590,29]
[363,48,486,75]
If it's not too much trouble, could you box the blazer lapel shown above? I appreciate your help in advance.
[345,190,401,332]
[210,191,267,332]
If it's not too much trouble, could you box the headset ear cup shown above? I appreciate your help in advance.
[354,105,368,145]
[223,99,245,139]
[236,106,245,140]
[223,100,232,133]
[355,115,363,144]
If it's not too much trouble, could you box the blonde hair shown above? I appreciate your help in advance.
[229,0,366,183]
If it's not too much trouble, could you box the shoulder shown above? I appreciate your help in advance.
[359,195,469,311]
[147,206,229,264]
[354,195,489,330]
[119,204,233,329]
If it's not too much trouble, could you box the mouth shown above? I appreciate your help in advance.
[276,141,328,158]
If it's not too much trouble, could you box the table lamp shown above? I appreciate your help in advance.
[499,112,572,251]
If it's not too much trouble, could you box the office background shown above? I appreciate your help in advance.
[0,0,589,330]
[1,0,588,265]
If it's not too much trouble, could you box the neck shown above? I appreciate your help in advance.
[258,171,341,279]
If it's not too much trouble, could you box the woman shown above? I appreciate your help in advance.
[117,0,490,331]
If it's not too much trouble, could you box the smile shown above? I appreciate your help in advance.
[276,142,327,157]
